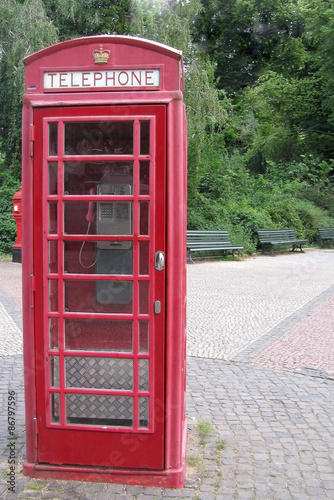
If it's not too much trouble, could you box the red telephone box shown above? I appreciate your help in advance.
[21,36,187,487]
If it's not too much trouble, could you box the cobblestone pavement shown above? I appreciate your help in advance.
[1,250,334,499]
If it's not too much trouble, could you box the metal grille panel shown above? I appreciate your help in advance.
[65,357,133,390]
[66,394,133,422]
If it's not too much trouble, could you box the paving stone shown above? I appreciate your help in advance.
[1,253,334,499]
[306,486,326,496]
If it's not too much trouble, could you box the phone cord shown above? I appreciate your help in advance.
[79,222,98,268]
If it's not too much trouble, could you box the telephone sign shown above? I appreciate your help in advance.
[21,36,187,487]
[44,68,160,89]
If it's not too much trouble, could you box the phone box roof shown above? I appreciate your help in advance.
[24,35,184,95]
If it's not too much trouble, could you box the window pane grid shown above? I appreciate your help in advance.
[45,116,154,432]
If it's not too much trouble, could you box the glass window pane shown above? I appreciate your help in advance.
[63,161,133,195]
[48,240,58,273]
[49,318,59,349]
[50,393,60,424]
[48,162,58,195]
[139,397,149,428]
[63,201,133,237]
[64,242,133,275]
[65,319,133,352]
[64,280,133,313]
[48,202,58,235]
[64,121,134,155]
[48,279,58,312]
[140,161,150,195]
[95,248,133,273]
[139,321,149,353]
[140,121,150,155]
[139,241,149,275]
[139,281,149,315]
[49,356,59,387]
[49,123,58,156]
[65,357,133,390]
[66,394,133,427]
[139,202,149,236]
[96,280,132,307]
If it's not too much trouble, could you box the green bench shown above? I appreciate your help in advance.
[318,227,334,247]
[256,229,308,255]
[187,230,244,264]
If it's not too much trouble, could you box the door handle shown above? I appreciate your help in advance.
[155,251,165,271]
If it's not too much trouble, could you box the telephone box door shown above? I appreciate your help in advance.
[33,105,166,469]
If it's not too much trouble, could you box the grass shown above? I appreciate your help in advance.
[187,454,203,468]
[216,439,227,452]
[195,419,213,445]
[26,482,44,491]
[0,252,11,262]
[187,419,229,495]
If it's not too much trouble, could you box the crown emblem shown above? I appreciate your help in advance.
[92,45,110,64]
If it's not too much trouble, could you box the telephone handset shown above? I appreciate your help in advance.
[86,187,96,222]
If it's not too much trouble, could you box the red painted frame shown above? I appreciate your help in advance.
[22,36,187,487]
[35,105,165,468]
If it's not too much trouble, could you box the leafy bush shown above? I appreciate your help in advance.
[187,193,229,230]
[0,171,20,254]
[293,199,334,243]
[301,184,334,216]
[188,151,334,253]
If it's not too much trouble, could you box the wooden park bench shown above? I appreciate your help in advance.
[256,229,308,255]
[318,227,334,247]
[186,230,244,263]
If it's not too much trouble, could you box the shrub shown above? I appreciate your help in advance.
[0,171,20,254]
[187,193,229,230]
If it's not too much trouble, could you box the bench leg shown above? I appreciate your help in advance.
[261,244,275,256]
[291,245,305,253]
[187,250,195,264]
[321,239,333,248]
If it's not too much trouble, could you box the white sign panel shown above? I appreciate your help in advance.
[44,69,160,90]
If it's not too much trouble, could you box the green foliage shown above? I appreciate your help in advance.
[1,0,334,255]
[0,0,58,175]
[185,63,228,198]
[130,0,201,54]
[0,172,20,254]
[130,0,228,200]
[189,147,334,252]
[195,419,212,446]
[216,440,227,452]
[194,0,304,94]
[42,0,131,40]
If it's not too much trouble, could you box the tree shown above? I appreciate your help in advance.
[41,0,132,40]
[193,0,305,95]
[240,70,329,169]
[130,0,229,197]
[299,0,334,127]
[0,0,58,253]
[0,0,58,177]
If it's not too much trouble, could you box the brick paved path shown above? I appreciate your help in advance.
[1,250,334,499]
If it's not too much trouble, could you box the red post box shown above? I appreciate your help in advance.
[21,36,187,487]
[12,185,22,262]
